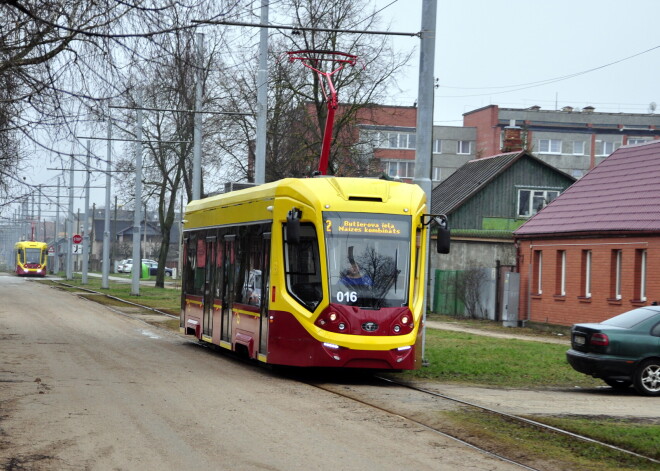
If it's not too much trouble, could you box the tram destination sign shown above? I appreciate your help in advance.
[324,212,409,238]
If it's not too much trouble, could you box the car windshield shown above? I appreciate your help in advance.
[601,308,659,328]
[324,212,411,309]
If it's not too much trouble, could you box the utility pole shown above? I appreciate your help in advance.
[131,93,144,296]
[66,155,74,280]
[36,185,42,240]
[82,141,91,284]
[254,0,268,185]
[54,177,60,274]
[192,33,204,200]
[414,0,437,366]
[102,115,112,289]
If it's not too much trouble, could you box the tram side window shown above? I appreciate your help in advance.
[233,226,265,307]
[284,223,322,311]
[184,236,205,296]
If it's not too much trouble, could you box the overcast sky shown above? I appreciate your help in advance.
[377,0,659,123]
[15,0,660,218]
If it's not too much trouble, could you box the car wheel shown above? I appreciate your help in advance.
[633,359,660,396]
[603,378,632,390]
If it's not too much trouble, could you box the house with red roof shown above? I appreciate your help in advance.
[513,140,660,326]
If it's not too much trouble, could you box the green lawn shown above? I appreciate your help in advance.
[404,328,600,388]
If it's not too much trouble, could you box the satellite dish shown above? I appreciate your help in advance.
[649,102,657,114]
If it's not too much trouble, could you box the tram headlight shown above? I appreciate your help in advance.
[338,322,346,331]
[401,315,409,325]
[329,312,337,322]
[393,325,401,333]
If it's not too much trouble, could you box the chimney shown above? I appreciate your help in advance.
[501,120,523,153]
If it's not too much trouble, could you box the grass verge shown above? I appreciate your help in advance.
[42,273,180,315]
[400,328,600,388]
[441,409,660,471]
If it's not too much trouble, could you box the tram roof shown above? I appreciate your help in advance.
[185,177,426,216]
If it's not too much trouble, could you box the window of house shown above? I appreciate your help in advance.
[384,160,415,179]
[517,189,560,217]
[539,139,562,154]
[597,140,620,156]
[572,141,585,155]
[457,140,472,154]
[611,250,622,300]
[383,132,416,149]
[635,249,647,302]
[363,131,416,150]
[433,139,442,154]
[556,250,566,296]
[533,250,543,295]
[581,250,592,298]
[432,167,442,182]
[628,138,649,145]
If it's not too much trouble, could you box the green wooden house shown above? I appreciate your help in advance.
[429,150,575,317]
[431,150,575,234]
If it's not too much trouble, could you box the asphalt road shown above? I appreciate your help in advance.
[0,274,518,470]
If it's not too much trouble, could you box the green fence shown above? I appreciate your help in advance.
[432,269,465,316]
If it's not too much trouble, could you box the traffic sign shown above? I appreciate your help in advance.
[72,234,82,244]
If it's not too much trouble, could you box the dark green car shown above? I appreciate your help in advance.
[566,307,660,396]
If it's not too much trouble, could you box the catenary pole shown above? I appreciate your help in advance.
[413,0,437,366]
[131,93,144,296]
[82,141,91,284]
[54,177,60,274]
[254,0,268,184]
[102,115,112,288]
[192,33,204,200]
[66,154,74,280]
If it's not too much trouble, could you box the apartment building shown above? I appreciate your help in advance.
[464,105,660,178]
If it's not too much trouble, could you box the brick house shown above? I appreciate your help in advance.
[514,140,660,326]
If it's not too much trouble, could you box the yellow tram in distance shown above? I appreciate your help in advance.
[180,177,448,370]
[14,241,49,277]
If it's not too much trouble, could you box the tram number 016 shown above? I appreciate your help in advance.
[336,291,358,303]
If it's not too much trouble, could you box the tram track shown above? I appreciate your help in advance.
[300,373,660,471]
[46,279,660,470]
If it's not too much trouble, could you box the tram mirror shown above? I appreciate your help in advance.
[437,226,451,254]
[434,216,450,254]
[286,208,301,245]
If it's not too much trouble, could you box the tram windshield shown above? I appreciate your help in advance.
[324,212,411,309]
[25,248,42,264]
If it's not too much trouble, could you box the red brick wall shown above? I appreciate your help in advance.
[355,105,417,127]
[517,235,660,326]
[463,105,500,157]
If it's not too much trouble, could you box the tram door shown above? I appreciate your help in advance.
[221,234,236,343]
[202,236,216,337]
[258,233,271,355]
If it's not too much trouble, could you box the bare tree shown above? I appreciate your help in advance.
[456,267,489,319]
[217,0,412,181]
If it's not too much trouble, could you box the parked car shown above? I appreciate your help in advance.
[566,307,660,396]
[117,259,132,273]
[121,259,157,274]
[146,261,172,277]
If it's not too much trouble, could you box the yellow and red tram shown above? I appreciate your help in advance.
[14,241,48,277]
[180,177,448,369]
